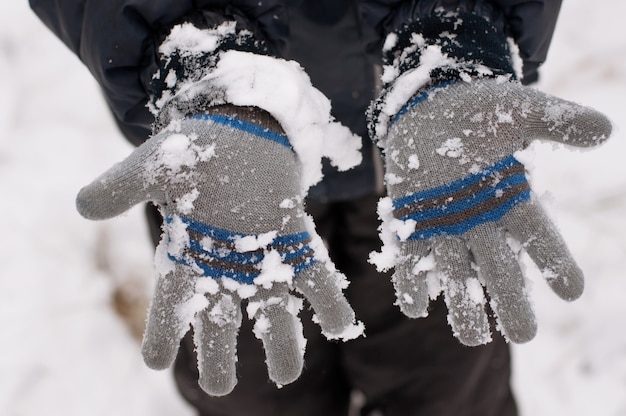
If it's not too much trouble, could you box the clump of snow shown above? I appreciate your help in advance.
[384,172,404,185]
[507,38,525,81]
[195,277,220,296]
[279,198,296,209]
[162,214,190,259]
[159,22,237,57]
[436,137,465,158]
[207,293,238,327]
[208,51,362,191]
[407,154,420,169]
[368,197,401,272]
[161,45,362,192]
[144,132,215,186]
[233,231,277,253]
[177,293,209,336]
[253,250,295,289]
[221,277,258,299]
[176,189,199,214]
[323,320,366,341]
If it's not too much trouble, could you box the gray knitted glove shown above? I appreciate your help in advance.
[374,79,612,345]
[76,106,361,396]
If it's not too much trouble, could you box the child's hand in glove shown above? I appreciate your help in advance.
[77,106,363,396]
[373,78,612,346]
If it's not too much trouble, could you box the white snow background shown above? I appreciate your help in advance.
[1,1,624,415]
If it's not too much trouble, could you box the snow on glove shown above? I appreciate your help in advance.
[369,12,613,345]
[76,105,363,395]
[76,22,363,396]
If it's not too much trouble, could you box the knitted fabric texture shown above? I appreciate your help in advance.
[374,78,612,347]
[76,107,362,396]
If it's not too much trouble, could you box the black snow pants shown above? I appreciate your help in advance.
[145,193,518,416]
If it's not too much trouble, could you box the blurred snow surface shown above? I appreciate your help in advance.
[0,1,624,415]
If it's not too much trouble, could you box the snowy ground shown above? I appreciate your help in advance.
[1,1,624,415]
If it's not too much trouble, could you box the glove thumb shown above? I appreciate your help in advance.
[524,88,612,148]
[76,136,166,220]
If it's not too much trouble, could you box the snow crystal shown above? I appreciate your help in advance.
[470,112,484,123]
[159,21,237,57]
[176,189,199,214]
[426,269,443,301]
[177,293,209,336]
[382,32,398,52]
[402,293,414,304]
[279,198,296,209]
[368,197,401,272]
[407,154,420,170]
[234,231,277,252]
[159,134,196,170]
[436,137,465,158]
[465,277,486,305]
[542,101,584,132]
[412,253,436,274]
[164,214,190,259]
[221,277,258,299]
[196,277,220,295]
[253,251,295,289]
[323,320,365,341]
[506,37,524,81]
[495,105,514,124]
[144,132,215,185]
[384,172,404,185]
[208,294,238,327]
[154,237,176,276]
[253,314,271,338]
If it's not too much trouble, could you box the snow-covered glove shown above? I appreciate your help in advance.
[76,105,362,395]
[369,12,613,346]
[76,21,363,396]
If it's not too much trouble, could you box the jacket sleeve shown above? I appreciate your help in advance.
[357,0,562,83]
[29,0,288,145]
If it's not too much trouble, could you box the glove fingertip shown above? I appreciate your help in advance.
[392,270,430,319]
[545,265,585,302]
[505,322,537,344]
[75,186,104,220]
[141,340,178,370]
[198,370,237,397]
[268,357,304,387]
[396,294,429,319]
[496,311,537,344]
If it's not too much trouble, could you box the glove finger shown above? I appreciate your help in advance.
[248,284,304,386]
[432,236,491,346]
[195,291,242,396]
[141,265,198,369]
[76,135,166,220]
[466,223,537,343]
[294,262,361,340]
[392,239,431,318]
[502,200,584,301]
[523,88,612,148]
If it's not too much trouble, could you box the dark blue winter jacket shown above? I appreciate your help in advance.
[29,0,562,201]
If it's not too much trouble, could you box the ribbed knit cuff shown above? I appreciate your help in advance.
[368,11,519,143]
[150,21,270,133]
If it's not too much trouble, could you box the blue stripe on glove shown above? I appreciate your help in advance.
[192,114,292,149]
[166,215,315,284]
[393,155,531,240]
